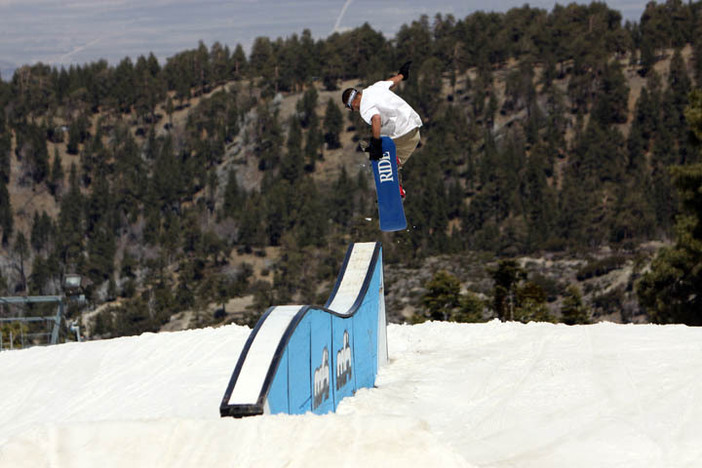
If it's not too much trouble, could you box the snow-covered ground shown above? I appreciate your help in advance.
[1,320,702,467]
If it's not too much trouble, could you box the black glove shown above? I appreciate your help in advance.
[368,137,383,161]
[399,61,412,81]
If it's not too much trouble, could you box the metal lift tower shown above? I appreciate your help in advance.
[0,295,65,348]
[0,275,87,349]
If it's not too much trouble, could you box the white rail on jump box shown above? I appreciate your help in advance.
[220,242,388,417]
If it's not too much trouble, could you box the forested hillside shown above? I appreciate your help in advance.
[1,1,702,340]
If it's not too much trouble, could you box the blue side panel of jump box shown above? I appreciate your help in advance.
[220,242,387,418]
[372,137,407,232]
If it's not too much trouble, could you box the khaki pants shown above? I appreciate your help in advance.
[393,127,421,167]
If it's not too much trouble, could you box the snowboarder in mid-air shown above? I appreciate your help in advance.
[342,61,422,199]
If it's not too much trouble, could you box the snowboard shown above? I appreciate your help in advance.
[371,137,407,232]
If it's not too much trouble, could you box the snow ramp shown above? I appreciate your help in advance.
[220,242,388,417]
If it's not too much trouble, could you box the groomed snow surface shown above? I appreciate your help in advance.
[1,320,702,467]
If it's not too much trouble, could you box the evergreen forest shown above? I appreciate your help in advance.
[2,0,702,342]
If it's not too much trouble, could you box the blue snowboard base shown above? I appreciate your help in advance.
[371,137,407,232]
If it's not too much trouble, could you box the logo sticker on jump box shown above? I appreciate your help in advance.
[336,330,352,390]
[312,347,330,410]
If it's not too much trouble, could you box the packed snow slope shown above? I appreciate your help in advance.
[1,320,702,467]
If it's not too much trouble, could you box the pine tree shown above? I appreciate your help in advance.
[210,42,230,85]
[151,135,182,211]
[514,281,553,323]
[30,211,54,253]
[296,87,318,129]
[490,259,525,321]
[238,194,265,248]
[639,3,666,74]
[304,112,323,171]
[134,53,165,125]
[521,144,557,249]
[112,125,146,225]
[665,49,692,146]
[113,57,136,113]
[628,87,654,160]
[591,61,629,126]
[323,98,343,149]
[86,221,116,283]
[610,177,656,245]
[0,127,10,185]
[453,293,485,323]
[86,168,112,235]
[254,102,283,171]
[320,38,344,91]
[231,44,248,79]
[280,116,304,184]
[420,270,462,322]
[48,148,64,196]
[413,57,445,122]
[330,166,356,227]
[561,285,591,324]
[637,90,702,323]
[264,182,291,246]
[395,16,433,70]
[295,179,327,248]
[57,164,85,268]
[13,231,29,293]
[0,179,11,246]
[15,122,49,183]
[0,268,7,296]
[637,164,702,325]
[686,90,702,141]
[249,37,275,92]
[693,36,702,86]
[29,254,52,295]
[650,128,677,232]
